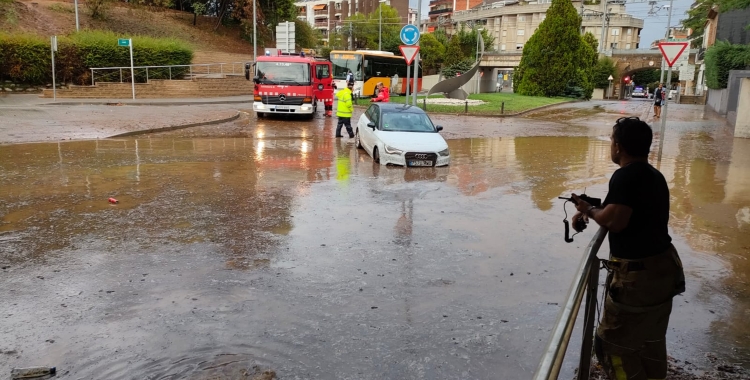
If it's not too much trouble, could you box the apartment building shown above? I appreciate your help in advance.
[296,0,410,43]
[448,0,644,51]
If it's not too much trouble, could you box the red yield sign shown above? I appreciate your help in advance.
[658,42,689,67]
[399,45,420,65]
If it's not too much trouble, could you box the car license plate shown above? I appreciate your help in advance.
[275,106,290,110]
[408,160,433,167]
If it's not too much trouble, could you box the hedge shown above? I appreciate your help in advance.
[0,31,193,85]
[704,41,750,89]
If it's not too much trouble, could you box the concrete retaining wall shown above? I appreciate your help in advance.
[41,76,253,99]
[706,88,729,115]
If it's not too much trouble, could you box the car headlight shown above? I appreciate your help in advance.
[438,148,450,157]
[384,145,404,155]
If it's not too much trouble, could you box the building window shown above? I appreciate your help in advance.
[517,29,524,35]
[626,43,631,49]
[610,42,618,49]
[611,28,620,36]
[501,44,506,50]
[518,15,525,22]
[516,44,523,49]
[627,28,632,35]
[502,30,507,36]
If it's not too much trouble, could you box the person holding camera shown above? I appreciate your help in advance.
[571,117,685,380]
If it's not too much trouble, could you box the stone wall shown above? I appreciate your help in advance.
[1,80,65,93]
[40,76,254,99]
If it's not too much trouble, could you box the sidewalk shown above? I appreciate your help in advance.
[0,94,247,145]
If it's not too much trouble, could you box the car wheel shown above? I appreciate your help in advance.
[373,146,380,164]
[355,130,362,149]
[257,112,265,118]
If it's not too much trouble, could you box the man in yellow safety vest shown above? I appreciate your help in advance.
[335,82,355,138]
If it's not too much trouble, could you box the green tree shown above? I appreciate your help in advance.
[443,35,465,67]
[682,0,718,47]
[592,57,617,89]
[294,19,322,49]
[566,32,598,99]
[419,33,446,73]
[514,0,586,97]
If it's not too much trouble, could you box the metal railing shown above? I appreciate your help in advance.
[533,227,608,380]
[89,62,248,85]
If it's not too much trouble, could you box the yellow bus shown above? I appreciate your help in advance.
[329,50,422,97]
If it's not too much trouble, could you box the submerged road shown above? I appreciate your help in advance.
[0,98,748,379]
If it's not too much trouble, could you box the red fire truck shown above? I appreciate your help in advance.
[244,53,334,118]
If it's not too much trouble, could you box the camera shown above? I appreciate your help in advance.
[558,193,601,243]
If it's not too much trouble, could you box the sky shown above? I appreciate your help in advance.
[408,0,695,48]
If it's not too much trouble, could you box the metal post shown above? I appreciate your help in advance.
[120,68,123,83]
[146,67,149,83]
[405,60,411,105]
[129,38,135,100]
[659,0,674,84]
[475,30,480,94]
[412,3,422,106]
[599,0,606,53]
[379,3,383,51]
[465,100,468,113]
[657,66,672,163]
[577,258,600,380]
[253,0,257,62]
[169,67,172,80]
[423,96,426,111]
[286,21,290,53]
[50,36,56,101]
[91,69,94,86]
[501,101,504,114]
[74,0,79,32]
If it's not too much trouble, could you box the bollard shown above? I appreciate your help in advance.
[423,97,427,111]
[501,101,505,114]
[465,100,468,114]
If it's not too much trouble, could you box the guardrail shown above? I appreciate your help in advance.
[89,62,248,85]
[533,227,608,380]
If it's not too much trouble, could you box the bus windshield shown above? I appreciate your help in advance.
[330,53,363,80]
[255,62,310,85]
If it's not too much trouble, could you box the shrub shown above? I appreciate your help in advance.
[704,41,750,89]
[0,31,193,85]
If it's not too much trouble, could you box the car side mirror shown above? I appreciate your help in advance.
[253,76,261,84]
[436,125,443,132]
[244,63,251,80]
[367,122,377,130]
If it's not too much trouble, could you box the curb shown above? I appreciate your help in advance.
[109,111,242,138]
[41,99,251,107]
[353,99,579,117]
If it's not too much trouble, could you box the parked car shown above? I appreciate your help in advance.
[355,103,450,167]
[631,87,648,98]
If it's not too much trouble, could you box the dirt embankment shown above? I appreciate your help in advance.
[0,0,253,55]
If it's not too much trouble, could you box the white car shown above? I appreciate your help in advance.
[355,103,450,167]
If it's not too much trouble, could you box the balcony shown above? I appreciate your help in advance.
[428,7,452,15]
[314,9,329,17]
[314,22,329,28]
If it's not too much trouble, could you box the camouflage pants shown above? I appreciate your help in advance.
[596,245,685,380]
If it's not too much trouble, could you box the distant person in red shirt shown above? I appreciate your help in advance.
[371,82,390,102]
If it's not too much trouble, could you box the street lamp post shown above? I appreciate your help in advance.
[379,0,387,51]
[659,0,674,84]
[475,27,482,94]
[253,0,257,61]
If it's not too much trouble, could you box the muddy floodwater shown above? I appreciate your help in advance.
[1,104,749,379]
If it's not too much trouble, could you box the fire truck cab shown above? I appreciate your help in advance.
[245,53,334,119]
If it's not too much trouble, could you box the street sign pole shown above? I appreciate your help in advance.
[129,39,135,100]
[656,41,687,163]
[50,36,57,101]
[657,66,672,163]
[405,61,411,105]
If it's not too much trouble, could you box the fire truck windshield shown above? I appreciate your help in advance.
[255,62,310,85]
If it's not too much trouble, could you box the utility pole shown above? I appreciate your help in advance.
[253,0,257,61]
[659,0,674,84]
[599,0,606,53]
[74,0,80,31]
[349,21,353,50]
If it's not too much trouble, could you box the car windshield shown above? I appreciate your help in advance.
[255,62,310,85]
[330,53,363,80]
[381,112,436,132]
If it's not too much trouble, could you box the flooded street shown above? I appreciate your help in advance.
[1,101,749,379]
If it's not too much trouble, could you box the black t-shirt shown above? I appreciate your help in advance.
[603,161,672,259]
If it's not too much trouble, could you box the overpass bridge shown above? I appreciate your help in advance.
[478,49,699,99]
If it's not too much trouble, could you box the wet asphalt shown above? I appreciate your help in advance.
[1,99,749,379]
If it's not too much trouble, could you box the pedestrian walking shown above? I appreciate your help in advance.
[346,70,354,86]
[335,82,355,138]
[571,116,685,380]
[653,83,665,118]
